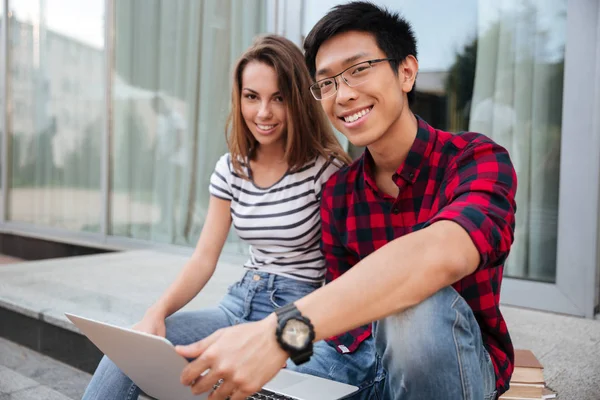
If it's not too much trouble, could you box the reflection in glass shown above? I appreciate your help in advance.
[303,0,565,283]
[7,0,104,232]
[467,0,565,283]
[111,0,267,247]
[1,0,4,198]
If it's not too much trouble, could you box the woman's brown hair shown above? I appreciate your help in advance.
[226,34,351,178]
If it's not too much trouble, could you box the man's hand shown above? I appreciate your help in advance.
[175,314,288,399]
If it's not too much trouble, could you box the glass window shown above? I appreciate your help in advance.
[7,0,105,232]
[303,0,566,283]
[1,0,4,202]
[111,0,267,248]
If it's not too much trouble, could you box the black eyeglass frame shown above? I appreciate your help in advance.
[309,58,397,100]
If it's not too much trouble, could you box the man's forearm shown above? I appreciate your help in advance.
[294,220,479,341]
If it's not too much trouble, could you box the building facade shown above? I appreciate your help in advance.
[1,0,599,318]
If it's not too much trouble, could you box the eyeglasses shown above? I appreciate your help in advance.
[309,58,396,100]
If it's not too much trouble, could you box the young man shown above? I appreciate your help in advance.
[175,2,517,399]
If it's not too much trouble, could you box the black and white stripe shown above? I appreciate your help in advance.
[209,153,342,282]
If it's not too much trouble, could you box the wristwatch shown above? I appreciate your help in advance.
[274,303,315,365]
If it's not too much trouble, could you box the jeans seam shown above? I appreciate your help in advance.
[451,294,470,400]
[217,303,239,325]
[486,390,498,400]
[242,287,255,319]
[125,383,137,400]
[483,348,498,400]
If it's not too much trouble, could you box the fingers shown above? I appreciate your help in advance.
[204,379,254,400]
[178,323,281,399]
[176,329,221,359]
[179,332,224,391]
[187,364,221,395]
[180,351,212,388]
[209,378,235,400]
[209,376,257,400]
[187,364,262,399]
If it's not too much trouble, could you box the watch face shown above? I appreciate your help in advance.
[282,319,310,349]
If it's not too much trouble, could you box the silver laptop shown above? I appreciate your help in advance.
[66,313,358,400]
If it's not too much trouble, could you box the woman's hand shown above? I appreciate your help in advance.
[132,308,167,337]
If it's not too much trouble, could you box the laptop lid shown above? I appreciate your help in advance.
[66,313,358,400]
[67,313,204,400]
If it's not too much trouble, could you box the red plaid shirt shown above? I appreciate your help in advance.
[320,117,516,394]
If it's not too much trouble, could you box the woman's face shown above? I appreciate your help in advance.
[240,61,288,151]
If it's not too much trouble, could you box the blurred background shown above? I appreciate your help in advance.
[0,0,598,319]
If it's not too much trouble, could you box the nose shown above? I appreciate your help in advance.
[335,76,358,104]
[257,101,272,119]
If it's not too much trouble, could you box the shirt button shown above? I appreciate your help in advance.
[253,274,261,281]
[392,207,399,214]
[409,172,415,179]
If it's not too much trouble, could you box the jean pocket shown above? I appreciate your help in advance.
[269,289,283,308]
[269,288,288,308]
[269,285,317,309]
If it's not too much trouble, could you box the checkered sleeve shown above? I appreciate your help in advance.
[320,175,354,281]
[427,137,517,269]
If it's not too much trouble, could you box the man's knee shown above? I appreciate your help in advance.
[374,287,490,399]
[375,286,473,366]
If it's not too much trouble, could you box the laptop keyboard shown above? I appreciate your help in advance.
[213,379,298,400]
[247,390,297,399]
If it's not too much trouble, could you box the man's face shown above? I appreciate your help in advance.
[314,31,415,147]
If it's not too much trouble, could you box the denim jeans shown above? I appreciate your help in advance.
[363,286,498,400]
[82,270,382,400]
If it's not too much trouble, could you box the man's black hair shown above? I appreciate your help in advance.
[304,1,418,104]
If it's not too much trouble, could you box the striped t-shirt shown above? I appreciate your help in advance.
[209,153,343,283]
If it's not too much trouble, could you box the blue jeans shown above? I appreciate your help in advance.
[363,286,498,400]
[82,270,382,400]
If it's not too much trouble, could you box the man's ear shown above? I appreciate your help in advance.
[398,55,418,93]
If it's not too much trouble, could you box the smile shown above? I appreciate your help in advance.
[257,124,277,130]
[341,107,372,123]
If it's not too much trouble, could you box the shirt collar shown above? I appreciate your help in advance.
[362,116,437,191]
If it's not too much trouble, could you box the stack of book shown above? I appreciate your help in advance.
[499,349,557,399]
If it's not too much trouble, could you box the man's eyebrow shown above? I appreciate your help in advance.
[315,52,370,78]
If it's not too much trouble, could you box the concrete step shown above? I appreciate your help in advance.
[0,250,242,374]
[0,337,91,399]
[0,338,155,400]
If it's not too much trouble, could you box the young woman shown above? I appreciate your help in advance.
[82,35,381,400]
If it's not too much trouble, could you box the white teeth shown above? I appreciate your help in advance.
[343,107,371,123]
[258,124,276,130]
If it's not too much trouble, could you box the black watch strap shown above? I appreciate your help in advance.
[275,302,300,319]
[291,348,312,365]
